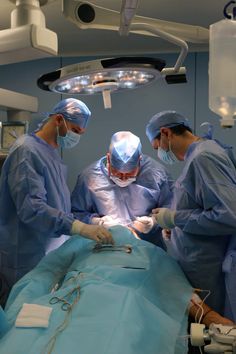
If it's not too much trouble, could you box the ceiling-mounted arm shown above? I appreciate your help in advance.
[0,0,57,65]
[130,23,188,73]
[119,2,188,73]
[119,0,139,36]
[62,1,209,43]
[119,0,188,71]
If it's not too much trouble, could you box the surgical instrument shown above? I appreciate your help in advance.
[49,286,80,311]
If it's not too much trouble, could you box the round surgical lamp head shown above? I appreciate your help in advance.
[37,57,166,109]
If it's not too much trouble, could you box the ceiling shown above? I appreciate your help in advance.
[0,0,229,59]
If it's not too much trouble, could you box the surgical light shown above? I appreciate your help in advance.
[209,1,236,128]
[38,0,199,109]
[37,57,166,109]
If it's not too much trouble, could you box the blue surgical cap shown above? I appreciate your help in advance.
[109,131,142,172]
[50,98,91,129]
[146,110,190,142]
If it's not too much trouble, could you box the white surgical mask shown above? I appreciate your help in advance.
[110,175,136,187]
[57,118,81,149]
[157,141,178,165]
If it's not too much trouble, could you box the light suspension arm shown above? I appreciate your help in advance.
[130,23,188,73]
[62,1,209,43]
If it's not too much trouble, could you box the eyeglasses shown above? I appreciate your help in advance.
[110,166,140,180]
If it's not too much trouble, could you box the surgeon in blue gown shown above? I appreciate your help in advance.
[0,98,113,300]
[146,110,236,321]
[71,131,173,248]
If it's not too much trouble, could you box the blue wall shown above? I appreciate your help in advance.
[0,52,234,190]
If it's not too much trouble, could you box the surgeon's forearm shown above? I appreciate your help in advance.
[189,298,234,327]
[18,199,74,236]
[175,208,236,236]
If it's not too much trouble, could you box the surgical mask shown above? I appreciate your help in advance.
[110,175,136,187]
[56,119,81,149]
[157,142,178,165]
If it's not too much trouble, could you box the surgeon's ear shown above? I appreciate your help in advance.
[160,127,172,139]
[55,114,64,126]
[106,153,111,175]
[152,139,159,149]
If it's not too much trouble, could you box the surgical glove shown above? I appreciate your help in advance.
[152,208,176,229]
[91,215,119,228]
[71,220,114,244]
[133,216,154,234]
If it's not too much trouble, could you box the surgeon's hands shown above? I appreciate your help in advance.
[133,216,154,234]
[91,215,119,228]
[152,208,176,229]
[71,220,114,244]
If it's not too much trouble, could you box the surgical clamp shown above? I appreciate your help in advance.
[49,286,80,311]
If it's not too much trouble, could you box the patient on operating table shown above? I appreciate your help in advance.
[0,225,234,354]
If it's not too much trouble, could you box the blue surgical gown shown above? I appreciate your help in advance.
[168,139,236,317]
[71,155,173,248]
[222,235,236,321]
[0,133,74,288]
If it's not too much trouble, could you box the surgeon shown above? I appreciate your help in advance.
[146,110,236,320]
[71,131,173,248]
[0,98,113,301]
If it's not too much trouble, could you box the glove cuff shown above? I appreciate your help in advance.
[157,209,176,229]
[71,220,83,235]
[91,217,101,225]
[168,211,176,228]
